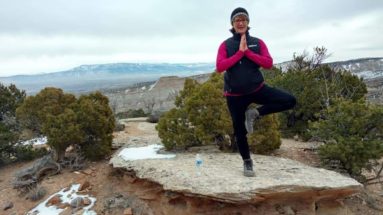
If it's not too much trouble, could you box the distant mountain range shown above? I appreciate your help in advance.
[0,58,382,95]
[0,63,215,94]
[328,58,383,80]
[275,57,383,80]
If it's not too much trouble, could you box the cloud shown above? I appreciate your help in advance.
[285,9,383,61]
[0,0,382,76]
[0,34,219,76]
[0,0,230,36]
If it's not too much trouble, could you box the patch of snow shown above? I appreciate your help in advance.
[27,184,97,215]
[141,86,146,90]
[20,137,47,146]
[148,83,156,91]
[118,144,176,160]
[355,70,383,79]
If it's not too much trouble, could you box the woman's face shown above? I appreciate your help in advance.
[232,15,249,35]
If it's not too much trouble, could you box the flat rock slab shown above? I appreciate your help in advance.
[110,152,362,203]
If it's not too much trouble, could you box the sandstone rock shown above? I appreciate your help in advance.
[29,210,39,215]
[79,181,90,191]
[73,209,84,215]
[70,197,84,208]
[124,175,137,183]
[46,194,62,206]
[3,201,13,210]
[136,187,162,200]
[82,169,93,175]
[83,197,92,206]
[123,207,133,215]
[187,145,221,153]
[315,199,347,215]
[59,208,72,215]
[63,186,71,192]
[112,140,127,149]
[110,152,362,214]
[57,202,70,209]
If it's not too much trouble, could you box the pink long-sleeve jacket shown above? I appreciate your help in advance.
[216,37,273,96]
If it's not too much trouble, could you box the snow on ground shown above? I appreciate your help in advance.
[355,70,383,79]
[118,144,175,161]
[20,137,47,146]
[148,82,156,91]
[27,184,96,215]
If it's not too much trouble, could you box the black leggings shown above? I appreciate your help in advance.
[226,84,296,160]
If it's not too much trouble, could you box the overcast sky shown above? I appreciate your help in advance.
[0,0,382,77]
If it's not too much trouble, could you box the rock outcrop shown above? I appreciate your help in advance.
[110,152,362,215]
[104,74,210,113]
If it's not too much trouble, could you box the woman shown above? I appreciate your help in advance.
[216,7,296,177]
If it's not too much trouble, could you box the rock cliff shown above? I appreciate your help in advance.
[104,74,210,113]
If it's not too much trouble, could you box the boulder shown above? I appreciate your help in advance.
[123,207,133,215]
[79,181,91,191]
[110,152,362,214]
[46,194,62,207]
[70,197,84,208]
[2,201,13,211]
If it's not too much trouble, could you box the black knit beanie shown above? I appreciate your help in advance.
[230,7,249,23]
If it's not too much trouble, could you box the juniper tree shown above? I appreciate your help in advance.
[310,99,383,179]
[16,87,76,134]
[0,83,26,122]
[74,92,115,160]
[270,47,367,138]
[184,73,232,148]
[16,88,115,161]
[156,108,200,150]
[157,78,200,150]
[157,73,281,153]
[0,83,26,165]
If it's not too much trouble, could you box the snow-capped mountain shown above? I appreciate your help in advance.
[275,57,383,80]
[0,63,215,94]
[329,58,383,80]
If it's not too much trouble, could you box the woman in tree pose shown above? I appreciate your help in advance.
[216,7,296,177]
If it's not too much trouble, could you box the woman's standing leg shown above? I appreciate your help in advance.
[226,96,255,177]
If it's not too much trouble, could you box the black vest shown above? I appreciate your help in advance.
[224,32,264,94]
